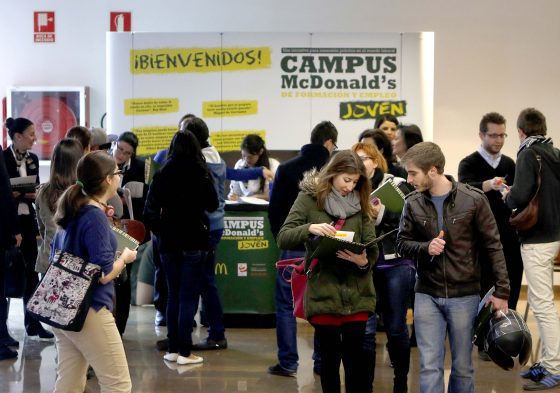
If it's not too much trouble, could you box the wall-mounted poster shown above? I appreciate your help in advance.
[106,32,433,156]
[7,86,89,160]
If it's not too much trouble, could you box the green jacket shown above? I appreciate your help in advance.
[277,190,378,319]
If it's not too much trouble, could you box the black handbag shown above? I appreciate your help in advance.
[4,247,26,298]
[26,250,102,332]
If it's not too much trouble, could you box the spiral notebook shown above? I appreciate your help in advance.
[310,228,398,260]
[111,226,140,253]
[370,179,406,213]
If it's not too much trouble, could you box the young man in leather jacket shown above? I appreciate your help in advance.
[396,142,509,393]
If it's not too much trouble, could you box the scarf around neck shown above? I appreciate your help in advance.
[324,189,361,219]
[518,135,553,154]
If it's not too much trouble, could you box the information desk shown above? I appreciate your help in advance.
[215,202,280,327]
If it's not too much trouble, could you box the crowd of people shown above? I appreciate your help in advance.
[0,107,559,392]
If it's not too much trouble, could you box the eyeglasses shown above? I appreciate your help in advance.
[486,133,508,139]
[112,170,124,177]
[333,142,338,151]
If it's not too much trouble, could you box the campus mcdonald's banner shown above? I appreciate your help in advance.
[106,32,433,154]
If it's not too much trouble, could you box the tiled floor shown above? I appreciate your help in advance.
[0,297,549,392]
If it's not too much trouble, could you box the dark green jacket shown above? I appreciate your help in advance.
[277,191,378,319]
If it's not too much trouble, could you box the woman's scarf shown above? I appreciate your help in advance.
[324,189,361,219]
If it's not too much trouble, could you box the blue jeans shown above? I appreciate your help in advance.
[369,264,416,388]
[415,293,479,393]
[200,230,225,341]
[275,249,321,372]
[161,250,207,356]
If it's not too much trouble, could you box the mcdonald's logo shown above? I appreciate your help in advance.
[215,262,228,275]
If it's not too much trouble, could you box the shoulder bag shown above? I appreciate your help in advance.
[509,153,541,231]
[26,250,102,332]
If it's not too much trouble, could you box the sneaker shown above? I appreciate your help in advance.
[523,370,560,391]
[177,354,203,365]
[268,364,297,377]
[163,352,179,362]
[156,338,169,351]
[521,363,547,381]
[191,338,227,350]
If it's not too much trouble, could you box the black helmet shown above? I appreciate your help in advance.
[483,309,532,370]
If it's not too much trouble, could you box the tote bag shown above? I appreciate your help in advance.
[26,250,102,332]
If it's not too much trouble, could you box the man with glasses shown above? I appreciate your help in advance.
[458,113,523,324]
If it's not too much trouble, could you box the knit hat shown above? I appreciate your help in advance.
[5,117,33,139]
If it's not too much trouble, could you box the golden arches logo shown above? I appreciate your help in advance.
[215,263,228,275]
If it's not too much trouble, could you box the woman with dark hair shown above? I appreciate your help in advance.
[35,138,83,274]
[65,126,92,153]
[352,142,415,393]
[144,131,218,365]
[374,114,399,141]
[50,151,137,392]
[360,128,407,179]
[228,134,279,201]
[392,124,424,161]
[277,150,378,393]
[2,117,53,339]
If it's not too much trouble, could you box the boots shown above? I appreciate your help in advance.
[387,340,410,393]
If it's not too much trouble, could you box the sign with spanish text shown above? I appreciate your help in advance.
[107,32,433,154]
[34,12,55,43]
[110,12,131,32]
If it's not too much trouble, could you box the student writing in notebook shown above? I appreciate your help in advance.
[277,150,378,393]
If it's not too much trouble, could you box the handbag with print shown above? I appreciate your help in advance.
[26,250,102,332]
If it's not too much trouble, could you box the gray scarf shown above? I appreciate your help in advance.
[324,189,361,219]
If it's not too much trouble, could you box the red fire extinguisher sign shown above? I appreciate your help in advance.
[34,11,55,43]
[110,12,132,32]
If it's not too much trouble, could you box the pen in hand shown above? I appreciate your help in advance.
[312,221,335,240]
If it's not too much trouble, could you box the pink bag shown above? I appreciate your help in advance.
[275,257,317,320]
[275,218,346,319]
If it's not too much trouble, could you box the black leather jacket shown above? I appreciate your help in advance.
[396,177,510,300]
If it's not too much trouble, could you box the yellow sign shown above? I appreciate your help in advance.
[238,240,269,250]
[215,262,228,275]
[130,47,272,74]
[124,98,179,116]
[203,100,258,118]
[131,125,177,156]
[210,130,266,153]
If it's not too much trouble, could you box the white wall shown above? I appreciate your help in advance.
[1,0,559,177]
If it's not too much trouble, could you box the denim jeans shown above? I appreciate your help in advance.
[161,249,207,356]
[274,249,321,372]
[199,230,225,341]
[415,292,479,393]
[374,264,416,387]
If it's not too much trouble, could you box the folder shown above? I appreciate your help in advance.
[310,228,397,260]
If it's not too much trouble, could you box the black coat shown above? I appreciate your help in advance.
[2,147,40,237]
[143,157,218,253]
[0,152,20,249]
[268,144,331,241]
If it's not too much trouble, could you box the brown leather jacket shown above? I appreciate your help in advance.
[396,177,510,300]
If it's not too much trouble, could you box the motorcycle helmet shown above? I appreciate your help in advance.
[483,309,532,370]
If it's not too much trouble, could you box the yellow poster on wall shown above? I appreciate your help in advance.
[210,130,266,153]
